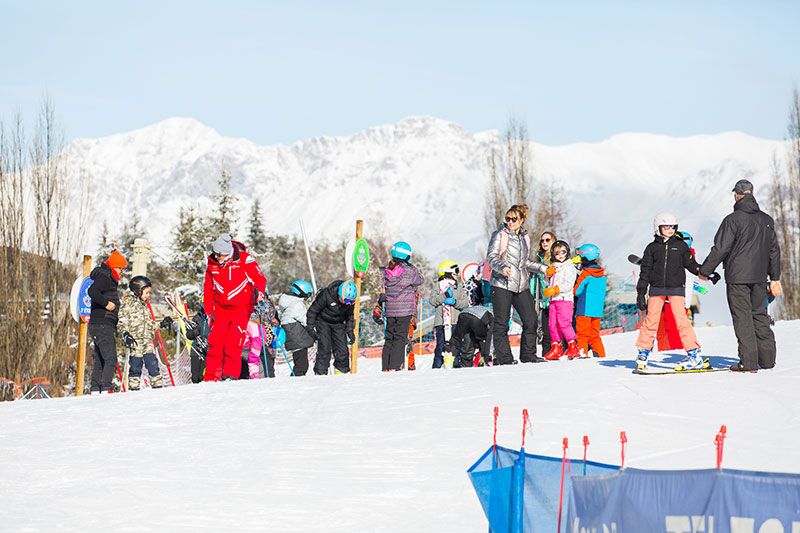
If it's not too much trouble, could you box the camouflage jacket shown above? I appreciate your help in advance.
[118,297,157,357]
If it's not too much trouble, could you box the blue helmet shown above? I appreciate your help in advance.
[679,231,693,248]
[576,243,600,262]
[391,241,412,261]
[338,280,358,305]
[291,280,313,299]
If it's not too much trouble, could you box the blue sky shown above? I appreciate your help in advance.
[2,1,798,145]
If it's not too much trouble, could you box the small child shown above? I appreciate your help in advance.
[635,212,706,370]
[241,315,268,379]
[117,276,163,390]
[429,260,469,368]
[278,280,316,376]
[543,240,580,360]
[573,243,607,358]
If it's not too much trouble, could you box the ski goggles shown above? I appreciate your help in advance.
[341,296,356,305]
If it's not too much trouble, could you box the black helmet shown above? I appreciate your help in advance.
[129,275,152,297]
[551,240,571,259]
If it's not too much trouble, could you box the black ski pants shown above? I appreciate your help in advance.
[291,347,309,376]
[314,321,350,375]
[89,323,118,392]
[491,286,539,364]
[190,347,206,384]
[382,315,412,371]
[726,283,776,370]
[451,313,490,367]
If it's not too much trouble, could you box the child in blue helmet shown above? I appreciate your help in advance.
[381,241,424,371]
[307,279,357,375]
[573,244,607,358]
[278,280,315,376]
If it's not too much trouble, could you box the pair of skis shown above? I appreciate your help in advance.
[633,357,728,375]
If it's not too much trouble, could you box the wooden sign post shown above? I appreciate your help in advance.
[75,255,92,396]
[350,220,368,374]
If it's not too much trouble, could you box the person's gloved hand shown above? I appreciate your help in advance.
[378,293,387,304]
[445,287,453,298]
[708,272,721,285]
[306,324,318,341]
[546,266,556,276]
[207,313,214,328]
[159,316,173,329]
[346,330,356,345]
[636,292,648,311]
[444,297,456,306]
[122,332,137,348]
[193,336,209,355]
[543,286,560,298]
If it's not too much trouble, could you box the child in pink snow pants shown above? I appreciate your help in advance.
[543,241,581,360]
[241,321,264,379]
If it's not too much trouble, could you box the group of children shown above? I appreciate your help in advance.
[99,210,712,392]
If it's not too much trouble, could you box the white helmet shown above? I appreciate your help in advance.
[653,212,678,235]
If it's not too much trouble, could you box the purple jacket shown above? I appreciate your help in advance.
[383,263,425,317]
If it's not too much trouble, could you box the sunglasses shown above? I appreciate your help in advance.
[660,225,677,230]
[505,215,519,223]
[540,238,551,243]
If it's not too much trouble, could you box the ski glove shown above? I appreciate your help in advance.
[192,336,209,356]
[122,332,137,348]
[159,316,173,329]
[444,297,456,306]
[636,293,648,311]
[378,293,387,304]
[346,330,356,345]
[306,325,318,341]
[445,287,453,298]
[545,266,556,276]
[708,272,721,284]
[543,286,560,298]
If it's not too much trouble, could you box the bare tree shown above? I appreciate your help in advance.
[484,116,535,237]
[534,175,582,247]
[770,88,800,319]
[0,99,89,400]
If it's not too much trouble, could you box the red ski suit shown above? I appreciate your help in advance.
[203,242,267,381]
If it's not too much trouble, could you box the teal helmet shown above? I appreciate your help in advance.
[338,280,358,305]
[390,241,412,261]
[576,243,600,262]
[291,280,313,299]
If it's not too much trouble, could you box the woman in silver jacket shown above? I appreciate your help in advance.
[486,203,548,365]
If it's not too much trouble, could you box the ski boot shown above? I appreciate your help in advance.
[543,342,564,361]
[636,348,650,370]
[444,353,455,368]
[674,348,706,371]
[407,353,416,371]
[565,341,581,360]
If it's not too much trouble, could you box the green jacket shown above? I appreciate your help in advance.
[530,250,552,311]
[117,297,157,357]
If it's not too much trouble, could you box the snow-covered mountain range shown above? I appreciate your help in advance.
[66,116,786,323]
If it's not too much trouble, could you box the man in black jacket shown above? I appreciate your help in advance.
[699,179,782,372]
[87,250,127,393]
[307,280,356,375]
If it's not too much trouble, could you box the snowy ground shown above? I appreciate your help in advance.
[1,321,799,532]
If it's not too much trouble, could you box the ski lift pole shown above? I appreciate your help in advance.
[299,219,318,294]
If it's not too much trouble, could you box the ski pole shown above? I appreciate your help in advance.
[257,317,271,378]
[279,345,295,376]
[146,300,175,386]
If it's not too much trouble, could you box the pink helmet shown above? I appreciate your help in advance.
[653,212,678,235]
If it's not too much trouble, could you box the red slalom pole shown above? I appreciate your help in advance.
[715,425,727,469]
[116,363,126,392]
[620,431,628,469]
[147,300,176,386]
[582,436,590,475]
[557,437,568,533]
[492,406,499,466]
[521,409,530,447]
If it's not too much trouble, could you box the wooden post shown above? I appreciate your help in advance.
[75,255,92,396]
[350,220,363,374]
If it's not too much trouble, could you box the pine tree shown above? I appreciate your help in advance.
[211,168,235,237]
[95,221,116,264]
[171,206,212,285]
[247,199,268,256]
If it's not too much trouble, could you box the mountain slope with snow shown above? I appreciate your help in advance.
[66,116,786,323]
[1,321,799,531]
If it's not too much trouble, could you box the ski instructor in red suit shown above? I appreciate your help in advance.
[203,233,268,381]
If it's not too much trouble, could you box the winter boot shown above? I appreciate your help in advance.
[565,341,581,359]
[636,348,650,370]
[444,354,455,368]
[149,374,164,389]
[407,353,416,371]
[543,343,563,361]
[674,348,706,371]
[128,376,141,391]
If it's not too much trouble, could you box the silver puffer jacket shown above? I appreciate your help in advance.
[487,224,547,293]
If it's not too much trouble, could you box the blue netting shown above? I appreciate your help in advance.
[467,445,620,533]
[601,273,641,333]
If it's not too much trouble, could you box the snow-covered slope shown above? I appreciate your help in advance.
[1,321,798,531]
[66,116,786,323]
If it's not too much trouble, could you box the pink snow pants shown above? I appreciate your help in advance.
[635,296,699,351]
[241,321,264,379]
[549,300,577,343]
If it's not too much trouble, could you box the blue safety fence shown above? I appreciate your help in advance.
[467,445,620,533]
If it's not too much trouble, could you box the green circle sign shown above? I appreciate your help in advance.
[354,238,370,277]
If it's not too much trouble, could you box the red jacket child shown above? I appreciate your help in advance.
[203,234,267,381]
